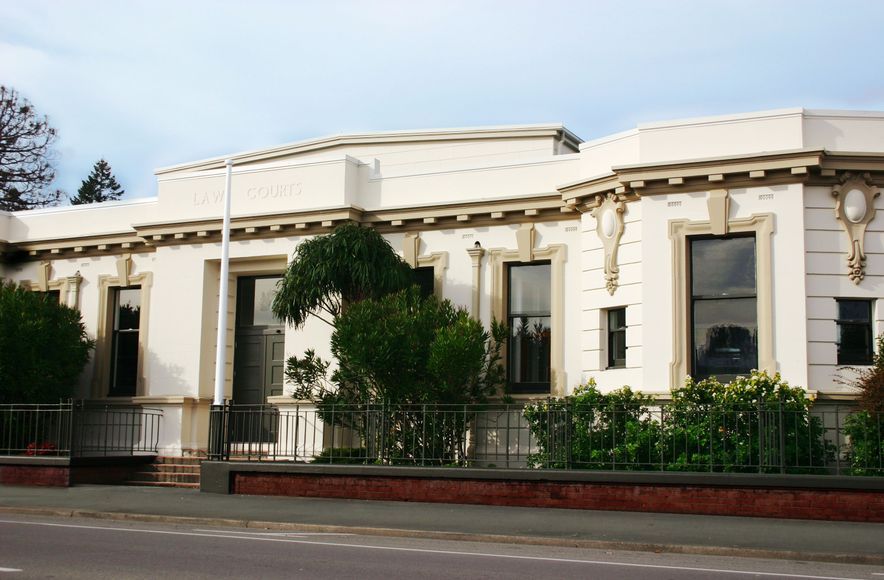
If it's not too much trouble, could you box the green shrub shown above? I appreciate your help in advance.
[663,371,832,473]
[0,281,94,403]
[523,371,833,473]
[842,334,884,475]
[288,287,506,465]
[523,379,661,470]
[312,447,370,464]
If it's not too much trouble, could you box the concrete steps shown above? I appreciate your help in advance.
[124,456,202,489]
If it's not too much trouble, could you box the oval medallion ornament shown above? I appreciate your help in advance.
[601,209,616,238]
[844,189,868,223]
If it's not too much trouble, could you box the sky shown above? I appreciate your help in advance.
[2,0,884,201]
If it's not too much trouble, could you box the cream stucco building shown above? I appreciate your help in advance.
[1,108,882,455]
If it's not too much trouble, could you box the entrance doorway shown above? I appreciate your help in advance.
[233,276,285,404]
[231,276,284,445]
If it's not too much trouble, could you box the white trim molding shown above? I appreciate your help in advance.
[668,212,775,390]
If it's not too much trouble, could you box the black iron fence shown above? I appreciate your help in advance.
[0,401,163,458]
[207,401,882,475]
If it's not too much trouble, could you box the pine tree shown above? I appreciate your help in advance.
[0,85,63,211]
[71,159,124,205]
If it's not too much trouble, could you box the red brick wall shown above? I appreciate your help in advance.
[232,473,884,522]
[70,465,141,485]
[0,465,70,487]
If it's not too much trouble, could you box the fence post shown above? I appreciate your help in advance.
[834,406,841,475]
[778,398,786,474]
[68,400,79,458]
[757,400,763,473]
[208,403,222,461]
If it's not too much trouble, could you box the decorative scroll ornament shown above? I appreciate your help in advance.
[832,173,879,284]
[591,193,626,295]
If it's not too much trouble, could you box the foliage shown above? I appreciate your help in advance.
[70,158,124,205]
[523,380,660,469]
[663,371,832,473]
[272,223,414,328]
[842,334,884,475]
[0,86,63,211]
[522,371,833,473]
[312,447,370,464]
[843,411,882,476]
[0,281,94,403]
[286,288,507,464]
[846,334,884,413]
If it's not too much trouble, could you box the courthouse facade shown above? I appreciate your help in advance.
[1,107,882,455]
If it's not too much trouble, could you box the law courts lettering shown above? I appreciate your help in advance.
[192,183,302,206]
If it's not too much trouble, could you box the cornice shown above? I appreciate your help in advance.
[5,232,153,262]
[134,207,365,246]
[558,149,884,208]
[1,195,579,261]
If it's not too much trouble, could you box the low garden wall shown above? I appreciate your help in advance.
[201,462,884,523]
[0,456,155,487]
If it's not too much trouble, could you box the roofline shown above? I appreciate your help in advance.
[1,196,158,217]
[154,123,583,175]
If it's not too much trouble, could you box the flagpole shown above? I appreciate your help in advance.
[213,159,234,406]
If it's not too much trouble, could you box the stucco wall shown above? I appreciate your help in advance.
[804,185,884,395]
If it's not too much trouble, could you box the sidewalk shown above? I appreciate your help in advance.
[1,484,882,565]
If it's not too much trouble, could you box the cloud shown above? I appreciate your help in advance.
[1,0,882,200]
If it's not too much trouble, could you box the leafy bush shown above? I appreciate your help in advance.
[289,287,507,464]
[663,371,832,473]
[842,334,884,475]
[843,411,882,475]
[312,447,370,464]
[523,379,661,470]
[0,281,94,403]
[523,371,832,473]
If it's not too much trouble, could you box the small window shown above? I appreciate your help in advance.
[607,308,627,368]
[40,290,61,303]
[412,266,435,298]
[236,276,283,327]
[109,287,141,396]
[837,299,874,365]
[507,262,551,394]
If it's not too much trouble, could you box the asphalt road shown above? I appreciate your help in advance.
[0,514,882,580]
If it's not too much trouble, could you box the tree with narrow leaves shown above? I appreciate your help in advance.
[271,222,414,328]
[70,158,125,205]
[0,86,63,211]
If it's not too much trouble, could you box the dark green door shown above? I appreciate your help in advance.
[232,276,284,442]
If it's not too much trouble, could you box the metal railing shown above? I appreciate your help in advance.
[207,401,882,475]
[0,401,163,458]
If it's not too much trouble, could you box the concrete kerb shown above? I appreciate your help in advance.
[1,505,882,567]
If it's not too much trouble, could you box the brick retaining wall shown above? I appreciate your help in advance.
[0,464,70,487]
[0,456,155,487]
[203,463,884,523]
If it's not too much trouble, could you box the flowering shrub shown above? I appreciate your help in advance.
[663,371,832,473]
[523,371,833,473]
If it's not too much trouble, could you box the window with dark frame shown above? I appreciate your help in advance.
[109,286,141,396]
[507,262,551,394]
[836,299,874,365]
[412,266,435,298]
[607,308,627,368]
[39,290,61,303]
[690,235,758,382]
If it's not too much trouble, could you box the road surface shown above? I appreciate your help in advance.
[0,514,881,579]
